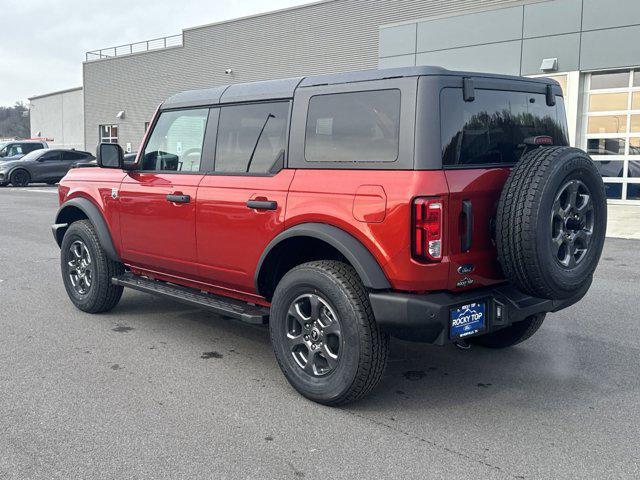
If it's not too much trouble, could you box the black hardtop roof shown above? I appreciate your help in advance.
[161,66,560,109]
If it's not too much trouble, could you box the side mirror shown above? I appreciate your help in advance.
[96,143,124,169]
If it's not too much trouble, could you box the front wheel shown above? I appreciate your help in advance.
[470,314,545,349]
[270,261,389,406]
[10,169,30,187]
[61,220,125,313]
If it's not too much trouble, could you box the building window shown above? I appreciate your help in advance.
[583,69,640,203]
[99,124,118,143]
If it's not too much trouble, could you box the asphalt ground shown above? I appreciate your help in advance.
[1,185,638,479]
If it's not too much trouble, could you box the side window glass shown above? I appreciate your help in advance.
[8,145,23,156]
[23,144,41,154]
[305,90,401,163]
[41,151,61,161]
[141,108,209,172]
[62,151,85,161]
[215,102,289,173]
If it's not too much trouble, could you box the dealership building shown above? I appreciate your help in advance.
[30,0,640,209]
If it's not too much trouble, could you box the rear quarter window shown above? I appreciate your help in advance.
[304,89,401,163]
[441,88,569,167]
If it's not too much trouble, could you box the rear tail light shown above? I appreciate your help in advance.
[412,197,443,262]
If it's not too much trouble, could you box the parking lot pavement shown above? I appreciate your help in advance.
[1,185,639,480]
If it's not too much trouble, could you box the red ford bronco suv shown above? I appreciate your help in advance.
[52,67,606,405]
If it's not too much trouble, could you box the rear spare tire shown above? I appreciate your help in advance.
[496,147,606,300]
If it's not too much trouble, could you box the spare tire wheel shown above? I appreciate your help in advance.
[496,147,607,301]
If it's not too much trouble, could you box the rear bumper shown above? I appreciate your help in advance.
[369,281,590,345]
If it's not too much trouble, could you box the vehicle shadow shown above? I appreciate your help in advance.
[110,290,633,415]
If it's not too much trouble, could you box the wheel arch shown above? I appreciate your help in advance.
[255,223,391,299]
[53,197,121,263]
[9,167,31,182]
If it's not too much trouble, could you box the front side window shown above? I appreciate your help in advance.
[215,102,289,173]
[305,90,401,163]
[7,144,23,157]
[141,109,209,172]
[441,89,569,167]
[99,125,119,144]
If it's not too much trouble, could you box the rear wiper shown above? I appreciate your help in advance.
[246,113,275,173]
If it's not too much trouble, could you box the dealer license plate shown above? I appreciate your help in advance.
[450,302,486,339]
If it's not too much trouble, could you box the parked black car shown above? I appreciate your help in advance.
[0,149,94,187]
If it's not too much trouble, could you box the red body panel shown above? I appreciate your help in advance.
[58,165,508,302]
[286,170,450,292]
[118,172,203,277]
[195,170,295,294]
[444,168,509,291]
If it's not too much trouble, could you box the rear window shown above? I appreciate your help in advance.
[305,89,400,163]
[441,88,569,167]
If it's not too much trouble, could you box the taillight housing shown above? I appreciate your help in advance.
[412,197,443,262]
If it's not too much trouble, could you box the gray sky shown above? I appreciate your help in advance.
[0,0,311,107]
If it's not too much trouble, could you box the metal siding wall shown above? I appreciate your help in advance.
[84,0,524,150]
[380,0,640,78]
[30,89,84,150]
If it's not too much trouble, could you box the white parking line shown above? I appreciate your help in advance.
[2,188,59,194]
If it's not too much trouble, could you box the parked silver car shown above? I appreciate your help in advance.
[0,149,94,187]
[0,140,48,161]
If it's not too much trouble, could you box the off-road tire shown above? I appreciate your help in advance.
[471,314,545,349]
[10,169,30,187]
[270,260,389,406]
[61,220,124,313]
[496,147,606,300]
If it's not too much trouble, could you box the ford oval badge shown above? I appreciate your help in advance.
[457,264,474,275]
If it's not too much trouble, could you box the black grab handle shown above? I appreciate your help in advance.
[247,200,277,210]
[166,194,190,204]
[461,200,473,252]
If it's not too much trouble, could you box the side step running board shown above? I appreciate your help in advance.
[112,272,269,325]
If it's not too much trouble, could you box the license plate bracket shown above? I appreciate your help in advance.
[450,301,487,340]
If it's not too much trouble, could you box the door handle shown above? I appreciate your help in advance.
[166,194,190,204]
[461,200,473,252]
[247,199,277,210]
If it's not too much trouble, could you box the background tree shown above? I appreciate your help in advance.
[0,103,30,139]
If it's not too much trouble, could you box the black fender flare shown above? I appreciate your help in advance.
[255,223,391,293]
[53,197,121,263]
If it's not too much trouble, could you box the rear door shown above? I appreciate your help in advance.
[440,86,569,291]
[196,101,294,296]
[118,107,209,278]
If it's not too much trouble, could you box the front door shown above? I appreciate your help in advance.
[196,101,293,296]
[35,150,63,180]
[118,107,210,278]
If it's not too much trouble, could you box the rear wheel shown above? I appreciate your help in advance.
[61,220,124,313]
[471,314,545,349]
[10,169,30,187]
[270,260,389,406]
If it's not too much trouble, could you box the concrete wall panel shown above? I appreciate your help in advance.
[416,6,523,52]
[416,40,522,76]
[523,0,582,38]
[521,32,580,75]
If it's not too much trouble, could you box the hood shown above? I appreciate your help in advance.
[0,159,24,169]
